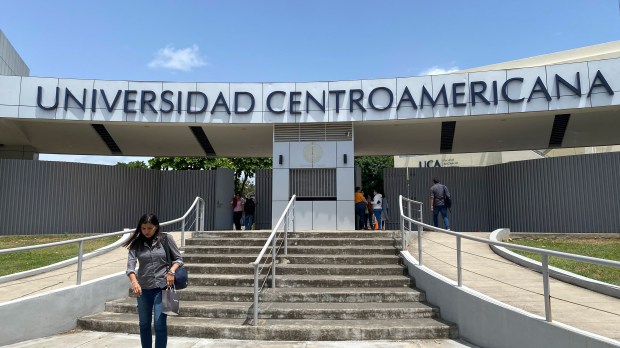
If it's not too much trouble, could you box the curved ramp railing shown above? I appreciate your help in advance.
[398,194,620,322]
[250,194,296,325]
[0,196,205,285]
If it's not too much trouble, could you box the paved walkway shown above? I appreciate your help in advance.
[3,231,619,346]
[407,232,620,342]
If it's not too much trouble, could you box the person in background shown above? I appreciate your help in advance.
[371,189,383,231]
[354,187,366,230]
[430,178,451,230]
[231,193,244,230]
[124,213,183,348]
[365,194,374,230]
[244,195,256,230]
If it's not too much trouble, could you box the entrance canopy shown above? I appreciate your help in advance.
[2,42,620,157]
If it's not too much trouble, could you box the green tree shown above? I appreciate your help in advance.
[354,156,393,196]
[116,160,148,169]
[147,156,272,195]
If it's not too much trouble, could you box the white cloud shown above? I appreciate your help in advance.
[38,154,152,166]
[148,44,207,72]
[419,66,460,76]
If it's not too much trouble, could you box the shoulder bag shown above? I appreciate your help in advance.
[162,234,189,290]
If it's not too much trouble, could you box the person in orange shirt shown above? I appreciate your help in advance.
[354,187,366,230]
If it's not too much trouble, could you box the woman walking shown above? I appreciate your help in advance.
[124,213,184,348]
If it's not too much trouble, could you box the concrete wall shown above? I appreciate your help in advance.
[0,272,127,346]
[401,251,620,348]
[272,140,354,230]
[0,29,29,76]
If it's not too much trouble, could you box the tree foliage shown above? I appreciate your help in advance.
[354,156,393,196]
[146,156,272,195]
[116,160,148,169]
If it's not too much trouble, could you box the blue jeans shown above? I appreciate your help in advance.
[373,208,382,230]
[432,205,450,229]
[355,202,366,230]
[244,214,254,230]
[137,288,167,348]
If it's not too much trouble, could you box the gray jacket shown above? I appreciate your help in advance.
[126,233,184,289]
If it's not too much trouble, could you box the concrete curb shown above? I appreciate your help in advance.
[489,229,620,299]
[0,233,131,285]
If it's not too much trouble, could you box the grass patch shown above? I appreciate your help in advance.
[0,234,121,277]
[509,237,620,286]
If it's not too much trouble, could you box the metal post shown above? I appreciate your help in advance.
[456,235,462,287]
[542,254,552,322]
[284,211,289,256]
[201,201,205,231]
[195,203,200,233]
[253,263,259,325]
[419,204,423,224]
[76,240,84,285]
[271,234,277,289]
[400,216,405,251]
[417,222,423,266]
[407,200,412,232]
[181,218,186,247]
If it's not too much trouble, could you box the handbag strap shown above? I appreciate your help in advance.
[161,233,172,268]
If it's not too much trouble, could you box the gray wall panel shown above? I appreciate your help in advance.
[0,160,228,235]
[386,152,620,233]
[255,169,272,230]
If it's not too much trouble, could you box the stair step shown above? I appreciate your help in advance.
[178,286,427,303]
[78,312,457,341]
[183,245,399,256]
[188,274,414,288]
[183,254,401,265]
[186,263,406,276]
[108,298,439,320]
[186,238,399,247]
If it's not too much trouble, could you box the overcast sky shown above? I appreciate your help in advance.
[2,0,620,165]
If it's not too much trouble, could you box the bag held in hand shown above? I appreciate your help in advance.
[162,285,180,315]
[162,234,189,290]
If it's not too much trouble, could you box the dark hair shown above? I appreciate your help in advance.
[433,178,440,184]
[355,186,360,191]
[122,213,161,249]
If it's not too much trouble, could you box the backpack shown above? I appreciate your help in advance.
[244,198,255,214]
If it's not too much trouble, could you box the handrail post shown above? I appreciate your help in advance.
[195,203,200,233]
[76,240,85,285]
[200,199,205,231]
[417,221,423,265]
[284,211,289,256]
[272,232,277,289]
[253,263,259,325]
[542,254,552,322]
[407,200,412,233]
[400,216,405,251]
[456,235,462,287]
[181,218,186,247]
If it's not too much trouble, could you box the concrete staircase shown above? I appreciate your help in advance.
[78,231,458,341]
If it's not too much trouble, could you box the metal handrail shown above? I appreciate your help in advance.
[398,194,620,322]
[0,196,205,285]
[250,194,296,325]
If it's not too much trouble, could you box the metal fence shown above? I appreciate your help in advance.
[384,152,620,233]
[0,159,222,235]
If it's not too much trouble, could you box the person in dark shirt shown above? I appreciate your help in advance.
[244,195,256,230]
[430,178,451,230]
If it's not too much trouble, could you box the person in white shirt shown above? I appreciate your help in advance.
[371,189,383,231]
